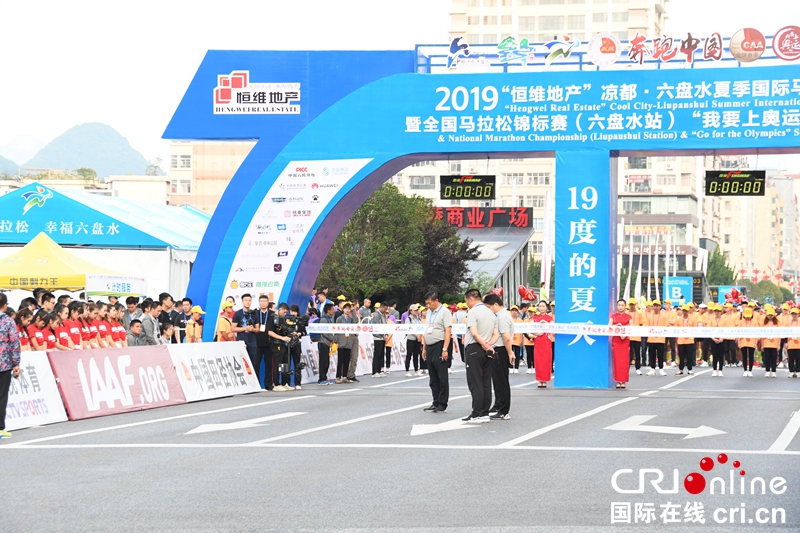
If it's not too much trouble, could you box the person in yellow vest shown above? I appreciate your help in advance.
[674,304,697,375]
[708,303,726,376]
[762,305,781,378]
[787,307,800,378]
[663,299,678,366]
[738,306,758,377]
[510,305,524,374]
[646,300,669,376]
[721,303,739,368]
[779,302,792,369]
[694,303,710,367]
[627,298,646,375]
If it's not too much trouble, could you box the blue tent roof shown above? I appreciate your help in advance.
[0,183,210,250]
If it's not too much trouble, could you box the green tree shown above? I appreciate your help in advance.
[466,271,496,296]
[527,258,555,290]
[739,279,760,302]
[756,280,783,305]
[780,287,795,304]
[74,167,97,180]
[145,157,163,176]
[707,247,735,285]
[316,184,478,306]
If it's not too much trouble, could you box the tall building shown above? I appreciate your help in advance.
[449,0,668,46]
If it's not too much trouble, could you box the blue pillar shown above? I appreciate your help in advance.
[554,149,617,389]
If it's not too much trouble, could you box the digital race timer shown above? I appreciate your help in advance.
[705,170,766,196]
[440,175,495,200]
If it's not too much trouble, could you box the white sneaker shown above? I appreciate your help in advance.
[658,369,667,376]
[719,371,723,377]
[646,369,656,376]
[379,372,388,377]
[765,372,770,378]
[772,371,777,378]
[448,368,452,374]
[743,371,748,377]
[273,385,287,392]
[405,372,412,377]
[636,369,643,375]
[700,361,709,367]
[284,385,295,391]
[372,373,381,378]
[295,385,302,390]
[712,370,718,377]
[526,368,533,374]
[688,370,694,375]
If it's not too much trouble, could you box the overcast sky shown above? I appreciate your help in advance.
[1,0,799,167]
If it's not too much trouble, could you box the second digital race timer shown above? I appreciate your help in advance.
[439,175,496,200]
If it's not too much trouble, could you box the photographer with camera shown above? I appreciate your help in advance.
[271,303,295,392]
[232,293,258,374]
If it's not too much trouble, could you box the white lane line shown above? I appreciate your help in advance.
[249,394,471,444]
[5,443,799,455]
[369,369,465,389]
[639,390,658,396]
[7,396,315,447]
[768,410,800,452]
[512,381,541,389]
[325,388,363,395]
[499,397,638,447]
[659,369,712,390]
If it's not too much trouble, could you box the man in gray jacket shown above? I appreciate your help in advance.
[334,302,358,383]
[371,302,388,377]
[316,303,335,385]
[140,300,162,346]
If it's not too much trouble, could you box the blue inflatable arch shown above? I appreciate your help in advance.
[165,50,800,388]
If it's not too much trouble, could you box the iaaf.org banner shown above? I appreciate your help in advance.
[310,322,800,339]
[299,334,464,380]
[5,351,68,431]
[48,346,187,420]
[167,342,261,402]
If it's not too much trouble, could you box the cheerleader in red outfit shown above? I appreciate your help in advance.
[533,301,553,388]
[609,298,631,389]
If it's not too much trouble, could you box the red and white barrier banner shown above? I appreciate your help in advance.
[167,342,262,402]
[48,346,186,421]
[5,351,68,431]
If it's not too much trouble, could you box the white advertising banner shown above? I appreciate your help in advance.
[86,273,148,298]
[168,342,262,402]
[4,351,68,431]
[221,159,372,307]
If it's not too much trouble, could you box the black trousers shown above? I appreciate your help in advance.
[641,337,648,368]
[524,345,534,368]
[318,343,331,383]
[677,344,695,371]
[446,342,453,369]
[290,344,302,386]
[465,343,492,418]
[384,345,392,370]
[457,337,465,363]
[406,339,421,371]
[491,346,511,415]
[742,347,756,372]
[512,345,521,369]
[272,343,288,385]
[372,339,385,374]
[710,341,725,370]
[253,344,273,389]
[763,347,779,372]
[630,341,642,369]
[649,343,665,369]
[0,369,11,431]
[667,338,677,362]
[336,347,351,379]
[788,349,800,373]
[723,340,737,365]
[426,341,449,409]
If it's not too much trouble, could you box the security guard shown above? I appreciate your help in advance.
[462,288,499,423]
[485,292,514,420]
[421,291,452,413]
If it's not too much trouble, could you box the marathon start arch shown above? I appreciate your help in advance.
[164,49,800,389]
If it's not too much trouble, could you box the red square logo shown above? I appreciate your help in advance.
[215,87,232,104]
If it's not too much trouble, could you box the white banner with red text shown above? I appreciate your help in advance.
[167,342,262,401]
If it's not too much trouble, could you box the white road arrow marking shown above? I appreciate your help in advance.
[604,415,726,440]
[410,417,481,436]
[185,412,306,435]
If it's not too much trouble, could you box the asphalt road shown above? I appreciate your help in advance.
[3,364,800,533]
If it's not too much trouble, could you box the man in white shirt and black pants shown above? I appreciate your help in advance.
[421,291,452,413]
[485,293,514,420]
[463,288,499,424]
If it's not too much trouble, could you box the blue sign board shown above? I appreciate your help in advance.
[165,50,800,388]
[664,276,694,305]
